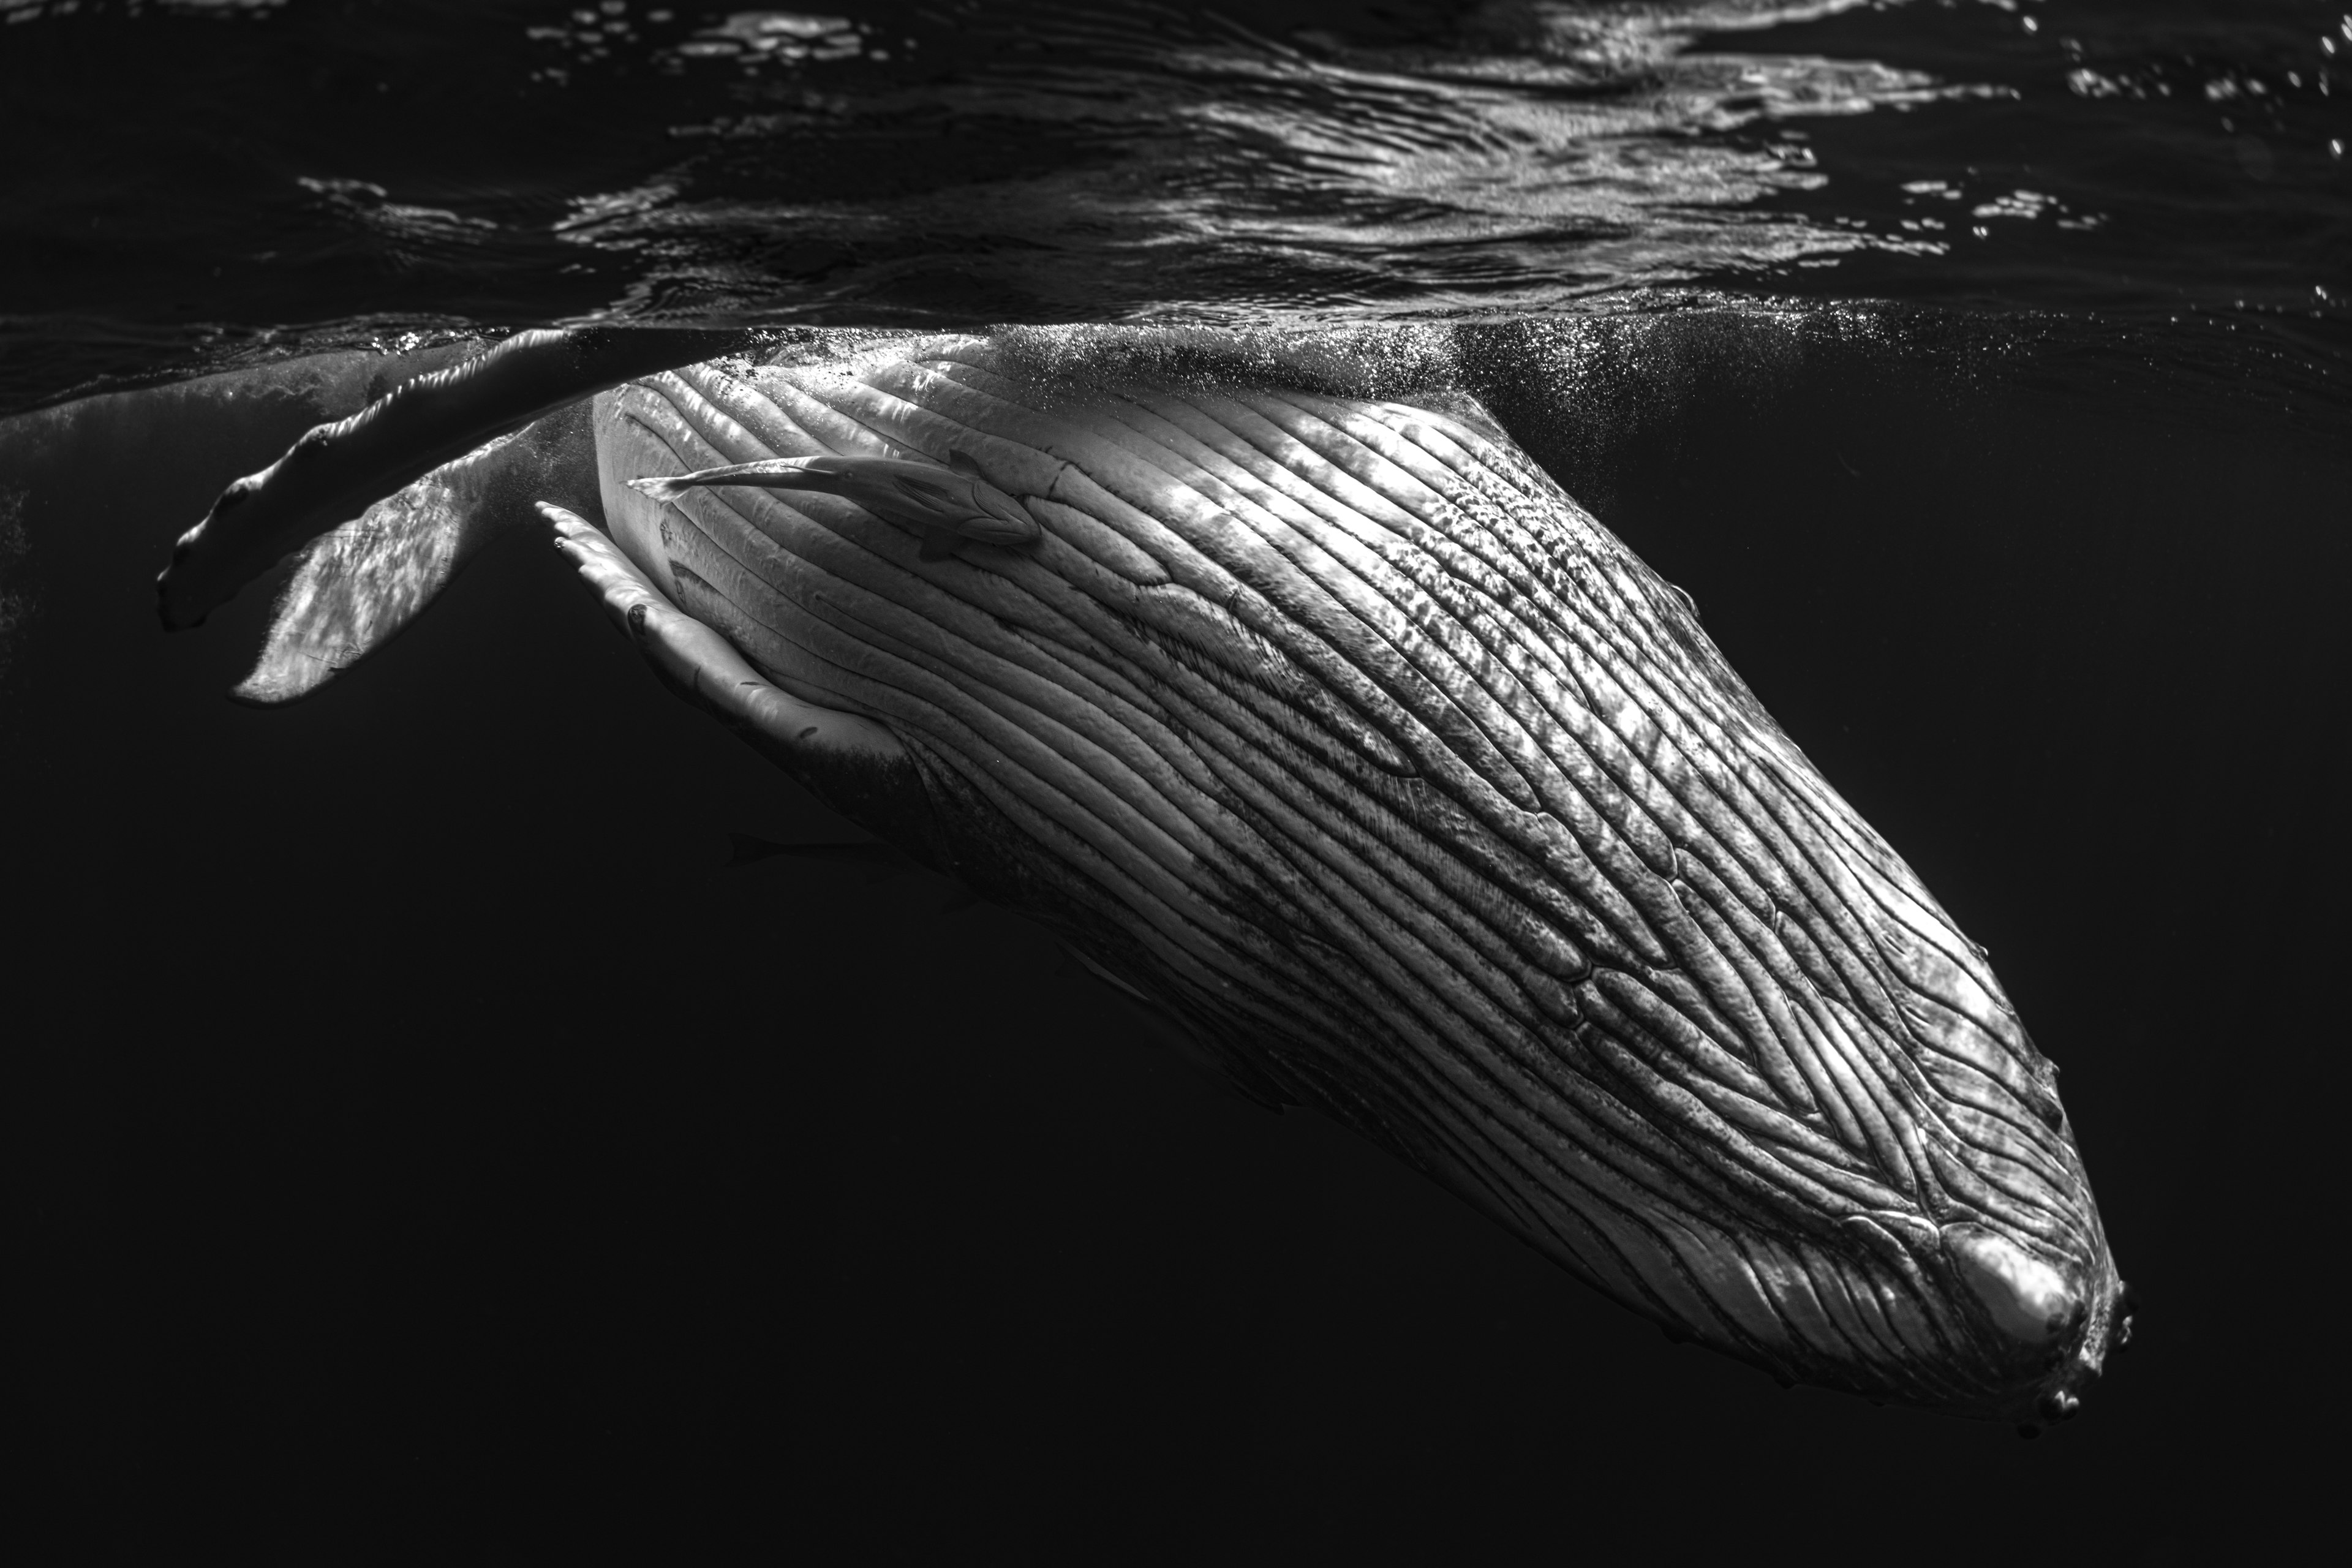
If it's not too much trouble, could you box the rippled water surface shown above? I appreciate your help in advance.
[3,0,2347,407]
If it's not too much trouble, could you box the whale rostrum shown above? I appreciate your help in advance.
[156,325,2128,1428]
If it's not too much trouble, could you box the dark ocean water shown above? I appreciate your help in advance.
[1,1,2346,1559]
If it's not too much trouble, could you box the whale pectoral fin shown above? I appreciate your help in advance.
[540,503,907,774]
[236,401,601,705]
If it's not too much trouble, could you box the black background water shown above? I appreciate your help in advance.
[2,1,2346,1559]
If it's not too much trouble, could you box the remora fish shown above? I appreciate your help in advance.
[155,325,2128,1428]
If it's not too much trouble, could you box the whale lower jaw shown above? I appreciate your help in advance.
[590,330,2123,1423]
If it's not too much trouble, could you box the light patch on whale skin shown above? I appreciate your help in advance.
[594,385,695,598]
[1945,1225,2079,1344]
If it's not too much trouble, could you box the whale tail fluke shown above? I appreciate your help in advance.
[147,326,744,704]
[149,325,743,706]
[232,401,602,705]
[157,326,742,633]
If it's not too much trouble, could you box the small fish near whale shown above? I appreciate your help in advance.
[153,323,2129,1430]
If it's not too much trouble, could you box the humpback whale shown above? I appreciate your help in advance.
[154,324,2127,1430]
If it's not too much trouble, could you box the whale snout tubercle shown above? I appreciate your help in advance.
[1943,1226,2081,1344]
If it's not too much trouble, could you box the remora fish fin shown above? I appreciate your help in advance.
[944,448,986,481]
[627,456,833,505]
[235,401,600,705]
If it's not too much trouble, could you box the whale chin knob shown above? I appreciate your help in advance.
[1943,1225,2081,1345]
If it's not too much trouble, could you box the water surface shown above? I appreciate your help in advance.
[2,0,2345,406]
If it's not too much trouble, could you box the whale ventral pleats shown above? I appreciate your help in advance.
[138,316,2124,1429]
[577,328,2120,1427]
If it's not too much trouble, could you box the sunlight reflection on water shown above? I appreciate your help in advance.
[538,1,1984,318]
[0,0,2344,409]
